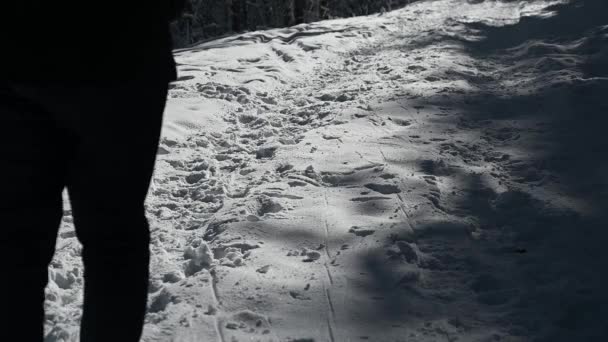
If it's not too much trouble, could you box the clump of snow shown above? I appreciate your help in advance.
[183,241,214,276]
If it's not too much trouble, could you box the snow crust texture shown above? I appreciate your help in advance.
[45,0,608,341]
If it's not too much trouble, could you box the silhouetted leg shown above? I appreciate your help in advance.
[0,84,66,341]
[58,82,168,342]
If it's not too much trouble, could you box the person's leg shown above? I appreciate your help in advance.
[0,83,67,341]
[57,82,168,342]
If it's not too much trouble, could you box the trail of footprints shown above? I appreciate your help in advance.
[146,55,443,339]
[43,11,502,340]
[145,56,382,340]
[147,23,464,340]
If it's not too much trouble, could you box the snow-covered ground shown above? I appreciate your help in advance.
[45,0,608,341]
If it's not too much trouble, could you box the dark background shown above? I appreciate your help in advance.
[171,0,418,47]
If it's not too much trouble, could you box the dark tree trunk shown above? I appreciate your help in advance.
[295,0,305,24]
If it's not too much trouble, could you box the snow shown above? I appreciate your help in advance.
[44,0,608,341]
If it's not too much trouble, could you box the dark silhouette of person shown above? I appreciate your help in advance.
[0,1,186,341]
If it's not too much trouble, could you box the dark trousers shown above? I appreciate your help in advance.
[0,81,169,341]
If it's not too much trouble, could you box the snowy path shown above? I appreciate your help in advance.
[45,1,608,341]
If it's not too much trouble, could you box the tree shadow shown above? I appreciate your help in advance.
[351,0,608,339]
[396,1,608,339]
[463,0,608,54]
[237,218,453,336]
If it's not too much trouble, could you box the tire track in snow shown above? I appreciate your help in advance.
[322,190,337,342]
[325,287,337,342]
[209,269,226,342]
[379,146,415,223]
[322,192,335,288]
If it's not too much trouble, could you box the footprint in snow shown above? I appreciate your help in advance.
[388,117,411,126]
[350,196,392,202]
[223,310,272,334]
[299,248,321,262]
[349,226,376,237]
[256,265,271,274]
[364,183,401,194]
[289,290,312,300]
